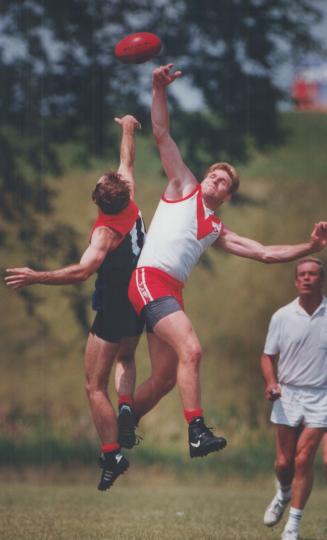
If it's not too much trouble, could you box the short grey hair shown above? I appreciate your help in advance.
[295,257,325,279]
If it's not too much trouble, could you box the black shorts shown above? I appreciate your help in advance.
[90,284,144,343]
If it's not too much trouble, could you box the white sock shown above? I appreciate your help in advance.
[284,507,303,532]
[276,481,292,501]
[277,483,292,501]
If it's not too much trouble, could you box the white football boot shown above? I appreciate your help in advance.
[264,489,291,527]
[281,528,300,540]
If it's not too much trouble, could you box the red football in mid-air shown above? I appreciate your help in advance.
[115,32,162,64]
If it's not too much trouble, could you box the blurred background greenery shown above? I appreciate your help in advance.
[0,0,327,476]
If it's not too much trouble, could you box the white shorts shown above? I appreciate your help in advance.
[271,384,327,428]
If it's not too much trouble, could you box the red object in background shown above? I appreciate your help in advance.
[293,78,319,110]
[115,32,162,64]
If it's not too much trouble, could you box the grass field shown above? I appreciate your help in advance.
[0,472,326,540]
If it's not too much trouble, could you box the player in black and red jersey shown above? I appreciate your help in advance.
[5,115,145,491]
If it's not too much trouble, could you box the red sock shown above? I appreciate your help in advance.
[184,408,203,424]
[101,442,120,454]
[118,395,133,407]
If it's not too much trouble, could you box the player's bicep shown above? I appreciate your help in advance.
[214,228,265,260]
[80,228,120,275]
[79,245,103,273]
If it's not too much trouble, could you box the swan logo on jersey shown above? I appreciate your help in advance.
[196,189,222,241]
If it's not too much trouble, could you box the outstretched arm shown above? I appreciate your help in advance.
[152,63,198,200]
[4,227,121,289]
[214,222,327,262]
[115,115,141,200]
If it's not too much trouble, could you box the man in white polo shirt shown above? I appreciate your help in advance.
[261,257,327,540]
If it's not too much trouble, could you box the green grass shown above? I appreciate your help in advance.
[0,435,275,474]
[0,476,326,540]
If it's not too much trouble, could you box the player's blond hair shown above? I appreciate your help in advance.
[205,162,240,195]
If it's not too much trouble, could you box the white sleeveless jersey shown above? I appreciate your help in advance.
[137,185,223,283]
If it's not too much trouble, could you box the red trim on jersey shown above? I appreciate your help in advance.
[196,188,222,240]
[161,185,199,203]
[128,266,184,316]
[90,200,139,240]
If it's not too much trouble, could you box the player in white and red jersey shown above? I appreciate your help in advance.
[128,63,327,459]
[5,115,145,490]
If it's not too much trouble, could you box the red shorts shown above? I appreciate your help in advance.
[128,266,184,316]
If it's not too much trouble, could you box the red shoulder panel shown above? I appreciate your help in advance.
[90,200,139,240]
[196,188,221,240]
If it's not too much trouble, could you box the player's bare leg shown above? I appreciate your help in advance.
[264,425,297,527]
[85,333,119,442]
[274,425,298,488]
[115,336,140,449]
[280,427,324,540]
[153,310,202,409]
[152,310,227,457]
[290,427,323,507]
[115,336,139,397]
[84,333,129,490]
[322,432,327,482]
[133,332,177,420]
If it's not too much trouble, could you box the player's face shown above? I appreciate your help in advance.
[295,262,324,297]
[201,170,232,207]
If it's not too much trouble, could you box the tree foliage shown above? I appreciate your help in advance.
[0,0,322,212]
[154,0,322,170]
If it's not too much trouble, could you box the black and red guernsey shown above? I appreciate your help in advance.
[90,200,146,343]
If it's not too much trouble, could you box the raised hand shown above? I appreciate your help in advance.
[152,63,182,89]
[310,221,327,251]
[114,115,141,130]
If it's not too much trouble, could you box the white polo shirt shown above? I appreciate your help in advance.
[264,296,327,388]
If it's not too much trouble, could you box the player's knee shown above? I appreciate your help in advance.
[160,373,176,395]
[85,380,92,400]
[85,380,94,400]
[187,342,202,366]
[294,450,312,472]
[152,371,176,396]
[85,379,106,401]
[275,455,293,474]
[117,353,135,365]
